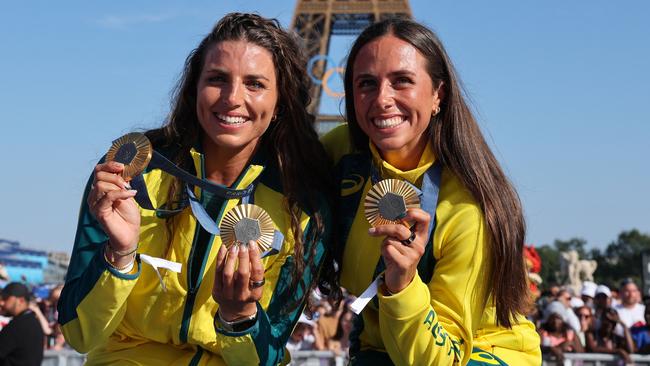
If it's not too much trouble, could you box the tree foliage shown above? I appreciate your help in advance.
[536,229,650,291]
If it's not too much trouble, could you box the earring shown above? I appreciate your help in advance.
[271,115,277,122]
[433,106,441,116]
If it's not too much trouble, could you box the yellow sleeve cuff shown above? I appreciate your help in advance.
[378,272,431,319]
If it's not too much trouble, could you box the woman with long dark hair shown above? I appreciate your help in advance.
[59,13,335,365]
[322,18,541,365]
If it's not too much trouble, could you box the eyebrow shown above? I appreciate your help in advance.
[354,70,417,82]
[203,68,270,82]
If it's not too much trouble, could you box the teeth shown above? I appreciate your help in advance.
[216,114,247,124]
[373,116,404,128]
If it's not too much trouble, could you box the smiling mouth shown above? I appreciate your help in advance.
[215,113,249,125]
[372,116,407,128]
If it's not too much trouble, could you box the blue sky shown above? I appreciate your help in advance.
[1,1,648,252]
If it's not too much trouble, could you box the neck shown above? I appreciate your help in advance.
[380,138,427,171]
[202,138,259,186]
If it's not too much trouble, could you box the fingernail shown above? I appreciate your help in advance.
[124,183,132,190]
[240,243,248,252]
[231,245,239,254]
[128,189,138,195]
[112,161,124,168]
[368,227,376,234]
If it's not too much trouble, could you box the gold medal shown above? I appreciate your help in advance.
[364,179,420,227]
[220,204,276,252]
[106,132,152,180]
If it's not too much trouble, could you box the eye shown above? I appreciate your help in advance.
[206,74,226,84]
[246,80,266,90]
[356,78,376,89]
[393,76,414,86]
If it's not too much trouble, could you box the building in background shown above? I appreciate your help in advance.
[0,239,69,285]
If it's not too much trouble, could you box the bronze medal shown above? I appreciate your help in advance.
[364,179,420,227]
[220,204,276,252]
[105,132,152,180]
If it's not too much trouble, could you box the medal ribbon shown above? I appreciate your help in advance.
[350,162,441,314]
[127,148,284,258]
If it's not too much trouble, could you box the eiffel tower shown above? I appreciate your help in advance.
[290,0,412,128]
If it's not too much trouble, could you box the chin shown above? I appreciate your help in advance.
[370,138,409,153]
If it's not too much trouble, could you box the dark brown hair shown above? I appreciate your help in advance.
[343,18,528,327]
[145,13,338,309]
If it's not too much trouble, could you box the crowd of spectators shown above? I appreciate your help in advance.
[0,282,69,365]
[533,279,650,365]
[6,278,650,365]
[286,290,357,363]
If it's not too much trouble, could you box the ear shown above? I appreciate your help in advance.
[272,105,282,122]
[431,81,444,114]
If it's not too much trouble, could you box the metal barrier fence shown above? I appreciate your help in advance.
[43,349,650,366]
[41,350,345,365]
[42,350,85,366]
[289,350,347,365]
[543,353,650,366]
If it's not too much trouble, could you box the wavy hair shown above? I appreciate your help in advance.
[343,18,529,327]
[145,13,338,310]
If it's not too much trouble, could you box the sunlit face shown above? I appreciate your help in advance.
[577,308,593,331]
[352,35,442,162]
[621,283,640,305]
[196,40,278,155]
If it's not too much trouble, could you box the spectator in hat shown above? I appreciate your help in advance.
[0,282,44,366]
[545,289,581,333]
[581,281,597,309]
[594,285,613,332]
[586,308,636,364]
[286,314,319,353]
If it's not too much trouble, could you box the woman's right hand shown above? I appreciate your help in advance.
[87,161,140,251]
[368,208,431,294]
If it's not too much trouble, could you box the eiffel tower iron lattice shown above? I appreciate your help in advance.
[290,0,412,124]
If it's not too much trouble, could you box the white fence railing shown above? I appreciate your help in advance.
[543,353,650,366]
[41,349,346,366]
[289,350,347,365]
[42,350,85,366]
[43,349,650,366]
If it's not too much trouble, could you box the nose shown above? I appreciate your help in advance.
[223,81,244,107]
[376,80,395,110]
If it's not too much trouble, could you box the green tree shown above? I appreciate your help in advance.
[553,238,589,259]
[536,244,560,286]
[535,231,650,292]
[592,229,650,287]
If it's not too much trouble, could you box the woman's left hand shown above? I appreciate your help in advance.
[212,240,265,321]
[368,208,431,294]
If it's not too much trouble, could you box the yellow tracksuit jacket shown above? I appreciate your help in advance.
[322,125,540,366]
[58,146,329,365]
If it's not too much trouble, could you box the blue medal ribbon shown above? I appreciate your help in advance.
[129,149,284,257]
[369,162,441,242]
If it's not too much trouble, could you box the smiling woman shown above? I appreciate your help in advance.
[322,18,541,365]
[58,13,338,366]
[196,40,278,161]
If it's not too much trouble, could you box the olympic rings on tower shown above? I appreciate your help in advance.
[307,55,345,98]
